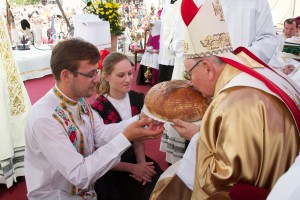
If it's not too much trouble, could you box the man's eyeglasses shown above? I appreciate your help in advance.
[182,60,203,80]
[73,68,100,78]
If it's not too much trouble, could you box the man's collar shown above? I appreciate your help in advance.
[53,85,78,106]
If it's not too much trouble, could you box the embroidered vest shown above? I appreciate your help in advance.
[92,91,144,162]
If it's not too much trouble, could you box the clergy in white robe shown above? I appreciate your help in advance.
[267,152,300,200]
[0,11,31,188]
[157,0,176,82]
[220,0,277,64]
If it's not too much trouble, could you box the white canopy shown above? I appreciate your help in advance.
[268,0,300,26]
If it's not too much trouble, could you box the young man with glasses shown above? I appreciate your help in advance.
[24,38,164,200]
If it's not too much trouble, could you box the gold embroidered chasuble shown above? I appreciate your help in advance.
[150,63,300,200]
[191,64,300,199]
[0,12,31,187]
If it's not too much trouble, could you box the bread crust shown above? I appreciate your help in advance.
[144,80,209,122]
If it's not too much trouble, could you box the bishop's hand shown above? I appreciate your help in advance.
[172,119,200,141]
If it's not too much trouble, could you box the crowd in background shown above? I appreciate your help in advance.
[7,3,78,43]
[4,1,159,48]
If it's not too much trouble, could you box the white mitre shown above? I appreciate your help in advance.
[181,0,234,59]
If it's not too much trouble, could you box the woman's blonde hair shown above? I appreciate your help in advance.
[96,52,132,96]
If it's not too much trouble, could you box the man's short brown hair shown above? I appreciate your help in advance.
[50,38,100,81]
[284,18,299,28]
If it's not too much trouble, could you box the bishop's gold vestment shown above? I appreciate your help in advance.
[150,64,300,200]
[191,65,300,199]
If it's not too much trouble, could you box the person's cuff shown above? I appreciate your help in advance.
[190,131,200,142]
[112,132,131,149]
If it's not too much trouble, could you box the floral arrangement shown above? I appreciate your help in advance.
[86,0,125,36]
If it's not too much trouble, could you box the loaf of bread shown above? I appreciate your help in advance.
[144,80,209,122]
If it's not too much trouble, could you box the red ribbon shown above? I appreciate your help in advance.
[219,47,300,131]
[98,49,110,70]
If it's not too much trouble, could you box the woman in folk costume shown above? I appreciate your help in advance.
[92,52,163,200]
[0,12,31,187]
[150,0,300,199]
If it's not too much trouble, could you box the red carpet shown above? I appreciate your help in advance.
[0,66,168,199]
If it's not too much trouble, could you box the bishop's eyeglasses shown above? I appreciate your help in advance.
[182,60,203,80]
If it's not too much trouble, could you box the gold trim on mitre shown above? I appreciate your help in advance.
[212,0,225,21]
[181,0,233,59]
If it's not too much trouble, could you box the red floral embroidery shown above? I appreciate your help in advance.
[107,111,119,123]
[92,99,104,111]
[99,96,108,102]
[97,104,103,111]
[69,130,77,143]
[91,101,98,109]
[131,106,139,116]
[64,119,70,126]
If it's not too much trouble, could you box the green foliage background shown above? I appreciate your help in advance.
[13,0,41,5]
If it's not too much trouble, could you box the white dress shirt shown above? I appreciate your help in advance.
[25,87,138,200]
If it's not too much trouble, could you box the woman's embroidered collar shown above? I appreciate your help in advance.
[53,86,78,106]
